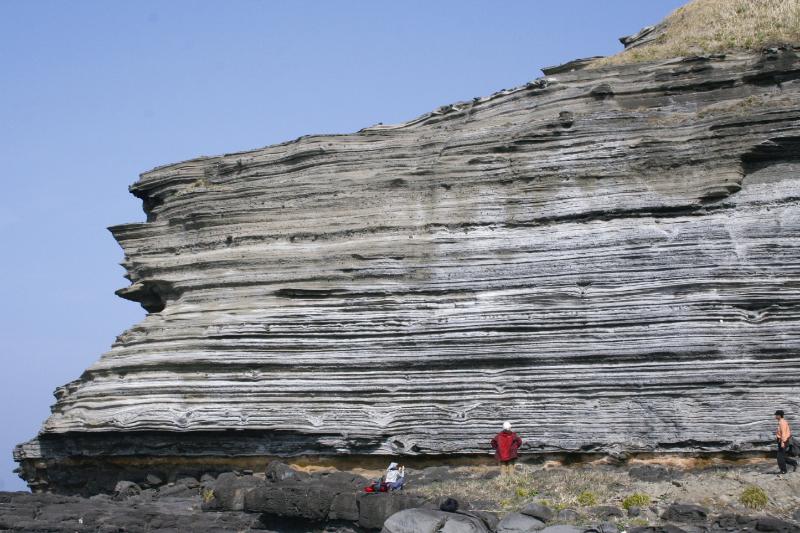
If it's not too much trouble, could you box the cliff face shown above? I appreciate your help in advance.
[16,45,800,492]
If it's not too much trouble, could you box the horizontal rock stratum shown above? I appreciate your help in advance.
[15,44,800,492]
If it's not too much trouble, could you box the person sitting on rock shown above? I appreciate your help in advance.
[491,421,522,476]
[775,409,797,475]
[383,462,405,490]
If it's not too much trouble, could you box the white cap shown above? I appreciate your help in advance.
[503,421,512,430]
[388,462,398,469]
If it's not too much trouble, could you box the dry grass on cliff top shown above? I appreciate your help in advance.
[593,0,800,66]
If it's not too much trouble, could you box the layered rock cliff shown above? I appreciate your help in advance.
[15,39,800,491]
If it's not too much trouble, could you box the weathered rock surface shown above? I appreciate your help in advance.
[0,491,263,532]
[496,511,546,532]
[200,462,427,530]
[14,41,800,490]
[712,513,800,532]
[628,465,680,483]
[591,506,624,521]
[520,502,554,523]
[662,503,708,523]
[381,508,491,533]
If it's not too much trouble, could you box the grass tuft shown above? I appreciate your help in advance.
[516,487,536,498]
[576,490,599,507]
[622,492,651,510]
[593,0,800,66]
[739,485,768,510]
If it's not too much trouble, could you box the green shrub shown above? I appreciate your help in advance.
[622,493,651,510]
[516,487,533,498]
[577,491,598,506]
[740,485,768,510]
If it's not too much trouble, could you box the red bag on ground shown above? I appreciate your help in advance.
[363,481,390,493]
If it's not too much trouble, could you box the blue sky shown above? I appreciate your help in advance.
[0,0,686,491]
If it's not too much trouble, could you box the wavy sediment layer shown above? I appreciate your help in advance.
[16,45,800,492]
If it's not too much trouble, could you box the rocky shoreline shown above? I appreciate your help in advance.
[3,460,799,532]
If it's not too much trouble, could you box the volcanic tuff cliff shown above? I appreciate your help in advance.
[15,34,800,491]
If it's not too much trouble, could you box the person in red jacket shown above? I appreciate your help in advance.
[491,421,522,476]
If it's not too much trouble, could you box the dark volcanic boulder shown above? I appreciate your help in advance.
[591,506,624,521]
[358,493,429,530]
[317,470,369,489]
[329,491,360,522]
[245,482,339,520]
[753,516,800,533]
[662,503,708,523]
[202,472,262,511]
[521,502,554,522]
[205,468,375,526]
[265,460,308,483]
[112,480,140,501]
[204,467,423,530]
[628,465,677,482]
[496,511,546,532]
[713,513,800,533]
[381,508,490,533]
[460,503,500,530]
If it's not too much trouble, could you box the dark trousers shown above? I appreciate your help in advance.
[386,476,404,491]
[777,442,797,473]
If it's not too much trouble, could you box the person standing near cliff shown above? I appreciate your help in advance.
[775,410,797,475]
[491,421,522,476]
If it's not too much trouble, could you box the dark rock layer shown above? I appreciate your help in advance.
[14,45,800,491]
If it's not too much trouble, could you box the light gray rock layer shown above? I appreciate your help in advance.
[15,47,800,489]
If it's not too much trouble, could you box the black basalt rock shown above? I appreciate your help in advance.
[521,501,555,522]
[662,503,708,523]
[629,465,679,482]
[265,460,308,483]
